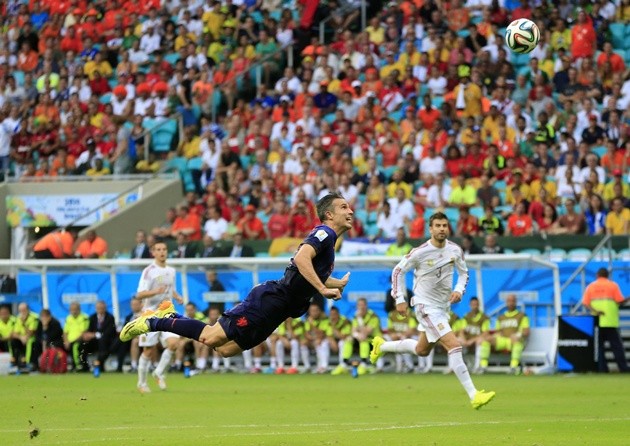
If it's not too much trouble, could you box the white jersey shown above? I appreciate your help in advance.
[137,262,176,311]
[392,239,468,311]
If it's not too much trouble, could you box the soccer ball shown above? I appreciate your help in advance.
[504,19,540,54]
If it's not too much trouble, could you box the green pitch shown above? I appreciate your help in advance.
[1,373,628,445]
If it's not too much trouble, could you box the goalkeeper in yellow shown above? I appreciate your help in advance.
[478,294,530,374]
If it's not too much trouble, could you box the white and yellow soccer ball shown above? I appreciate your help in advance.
[504,19,540,54]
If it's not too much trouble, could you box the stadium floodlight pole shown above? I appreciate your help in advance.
[361,0,367,29]
[475,264,484,313]
[181,264,189,304]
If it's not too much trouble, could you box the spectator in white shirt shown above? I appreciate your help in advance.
[420,146,446,180]
[375,201,404,240]
[388,187,415,225]
[139,25,162,54]
[579,153,606,184]
[338,173,359,208]
[426,173,452,208]
[203,205,228,241]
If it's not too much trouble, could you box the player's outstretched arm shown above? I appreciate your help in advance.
[325,272,350,290]
[294,244,341,300]
[172,289,184,304]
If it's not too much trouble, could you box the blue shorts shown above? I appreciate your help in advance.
[218,281,306,351]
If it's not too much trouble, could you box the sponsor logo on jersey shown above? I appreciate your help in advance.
[437,323,445,330]
[427,259,434,267]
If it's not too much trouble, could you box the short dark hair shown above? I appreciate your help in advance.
[596,268,609,278]
[316,192,344,222]
[429,212,448,226]
[470,296,478,302]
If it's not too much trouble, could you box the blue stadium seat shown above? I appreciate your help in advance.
[443,207,460,224]
[164,53,180,66]
[617,249,630,261]
[520,248,542,256]
[187,157,203,171]
[240,155,251,170]
[151,119,178,153]
[256,211,270,225]
[354,209,368,225]
[512,53,530,68]
[366,223,379,237]
[99,93,112,104]
[567,248,591,262]
[609,22,626,49]
[470,206,484,219]
[494,179,507,191]
[12,70,24,86]
[547,249,567,262]
[356,194,366,210]
[625,49,630,64]
[591,146,607,158]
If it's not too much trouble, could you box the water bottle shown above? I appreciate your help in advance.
[351,361,358,379]
[183,361,191,378]
[93,361,101,378]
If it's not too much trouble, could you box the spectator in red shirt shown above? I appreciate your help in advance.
[506,202,534,236]
[267,199,291,239]
[570,10,596,61]
[290,200,314,238]
[237,205,266,240]
[456,206,479,237]
[171,204,202,241]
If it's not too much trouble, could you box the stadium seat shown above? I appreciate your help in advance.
[625,49,630,64]
[617,249,630,261]
[591,146,607,158]
[521,327,555,368]
[469,206,484,219]
[494,179,506,191]
[240,155,251,170]
[443,207,460,225]
[256,210,270,225]
[164,53,180,66]
[593,248,616,261]
[99,93,112,104]
[365,223,379,237]
[383,166,398,182]
[567,248,591,262]
[519,248,542,256]
[610,22,626,49]
[187,157,203,171]
[503,248,515,254]
[151,119,178,153]
[12,70,24,86]
[356,194,366,210]
[255,252,270,257]
[547,249,567,262]
[354,209,368,225]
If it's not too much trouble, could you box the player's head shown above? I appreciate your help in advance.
[316,192,353,233]
[0,305,10,322]
[96,300,106,315]
[329,306,340,321]
[469,296,479,312]
[69,302,80,316]
[308,303,323,319]
[151,241,168,262]
[596,268,609,279]
[208,306,221,323]
[428,212,450,242]
[185,302,197,318]
[505,294,517,311]
[355,297,368,317]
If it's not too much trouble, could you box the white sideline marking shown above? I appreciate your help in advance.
[4,417,629,442]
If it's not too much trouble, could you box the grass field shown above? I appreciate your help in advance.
[1,373,629,446]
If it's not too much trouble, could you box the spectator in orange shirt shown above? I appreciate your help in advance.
[32,229,77,259]
[75,230,109,258]
[16,42,39,72]
[171,204,202,241]
[506,202,533,236]
[596,42,626,74]
[570,10,596,61]
[417,94,441,131]
[237,205,266,240]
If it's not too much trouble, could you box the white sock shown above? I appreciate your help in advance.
[424,349,435,370]
[223,357,231,368]
[403,353,414,369]
[319,340,330,369]
[254,356,262,369]
[337,340,345,364]
[395,354,403,371]
[154,349,173,376]
[212,354,220,370]
[138,355,150,387]
[300,345,311,369]
[290,339,299,368]
[131,360,138,369]
[174,359,182,368]
[276,340,285,368]
[242,349,252,369]
[449,347,477,400]
[196,357,207,370]
[474,344,481,370]
[381,339,417,355]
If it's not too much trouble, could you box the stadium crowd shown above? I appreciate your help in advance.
[1,0,628,254]
[0,291,533,375]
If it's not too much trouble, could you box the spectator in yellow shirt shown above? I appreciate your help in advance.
[606,198,630,235]
[84,52,113,80]
[380,51,404,81]
[86,159,111,177]
[603,170,630,202]
[449,174,477,206]
[178,125,202,159]
[505,171,531,205]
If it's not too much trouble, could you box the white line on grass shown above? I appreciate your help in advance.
[4,417,630,442]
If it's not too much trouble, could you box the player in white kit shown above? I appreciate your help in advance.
[370,212,495,409]
[135,241,183,393]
